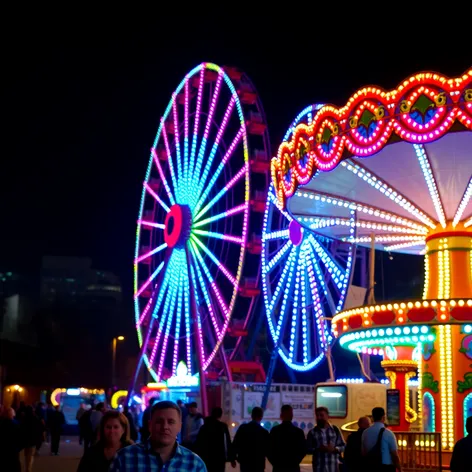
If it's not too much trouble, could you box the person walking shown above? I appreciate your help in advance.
[268,404,306,472]
[19,406,43,472]
[195,407,234,472]
[76,403,87,445]
[47,405,65,455]
[362,407,401,472]
[232,406,269,472]
[181,402,204,451]
[344,416,371,472]
[77,411,133,472]
[450,416,472,472]
[109,400,207,471]
[307,407,346,472]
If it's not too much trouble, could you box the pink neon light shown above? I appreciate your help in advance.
[160,119,178,191]
[189,68,205,178]
[171,94,182,180]
[135,243,167,264]
[144,182,170,214]
[138,219,165,229]
[136,296,153,327]
[151,149,174,205]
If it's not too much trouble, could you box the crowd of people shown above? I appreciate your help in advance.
[0,401,65,472]
[0,397,470,472]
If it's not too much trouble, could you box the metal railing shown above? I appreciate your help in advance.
[396,432,442,471]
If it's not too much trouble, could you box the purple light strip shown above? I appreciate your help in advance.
[135,243,167,264]
[161,118,179,197]
[189,67,205,186]
[172,94,183,184]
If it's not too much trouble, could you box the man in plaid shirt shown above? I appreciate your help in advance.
[109,400,207,471]
[307,407,345,472]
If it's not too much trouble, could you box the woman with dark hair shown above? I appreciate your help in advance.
[77,411,133,472]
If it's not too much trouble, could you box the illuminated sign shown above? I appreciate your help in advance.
[166,361,199,388]
[67,388,81,396]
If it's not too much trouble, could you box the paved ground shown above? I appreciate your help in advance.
[29,437,312,471]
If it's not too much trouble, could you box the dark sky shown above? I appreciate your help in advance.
[3,19,470,302]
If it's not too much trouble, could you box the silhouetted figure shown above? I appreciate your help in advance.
[232,406,269,472]
[268,405,306,472]
[19,406,43,472]
[344,416,371,472]
[0,407,21,472]
[181,402,204,451]
[195,407,234,472]
[47,405,65,455]
[140,397,157,443]
[450,416,472,472]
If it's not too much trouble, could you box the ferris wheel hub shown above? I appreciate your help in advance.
[164,204,193,249]
[289,220,304,246]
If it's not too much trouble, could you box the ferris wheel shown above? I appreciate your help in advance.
[262,105,356,372]
[133,63,268,387]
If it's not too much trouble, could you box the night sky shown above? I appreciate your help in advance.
[3,20,470,373]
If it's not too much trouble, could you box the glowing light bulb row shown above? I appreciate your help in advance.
[300,247,309,365]
[385,240,425,251]
[340,160,436,229]
[453,177,472,227]
[296,190,428,233]
[413,144,446,228]
[423,248,429,299]
[344,235,424,244]
[289,249,301,362]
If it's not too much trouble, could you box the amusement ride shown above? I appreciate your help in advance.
[128,62,472,453]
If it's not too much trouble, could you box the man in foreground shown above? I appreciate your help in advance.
[109,400,207,471]
[307,406,345,472]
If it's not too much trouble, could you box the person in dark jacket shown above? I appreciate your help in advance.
[268,404,306,472]
[450,416,472,472]
[344,416,371,472]
[232,406,269,472]
[19,406,43,472]
[47,405,65,455]
[77,410,133,472]
[195,407,234,472]
[0,407,22,472]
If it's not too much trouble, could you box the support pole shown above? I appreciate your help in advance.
[261,348,278,410]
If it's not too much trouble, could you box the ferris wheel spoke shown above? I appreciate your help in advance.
[189,263,207,366]
[193,202,248,228]
[135,243,167,264]
[193,126,244,216]
[273,249,297,342]
[156,268,181,380]
[262,229,290,241]
[189,251,222,338]
[138,219,166,230]
[183,79,190,200]
[192,229,244,244]
[309,237,346,290]
[190,234,237,286]
[195,163,248,221]
[161,120,180,199]
[267,246,297,317]
[135,261,165,299]
[171,270,184,376]
[172,95,183,183]
[189,240,229,318]
[269,191,293,222]
[148,265,177,369]
[289,250,301,363]
[265,240,292,273]
[136,296,154,330]
[195,96,236,199]
[192,72,224,193]
[464,216,472,228]
[182,257,192,375]
[189,68,205,200]
[300,251,309,365]
[144,182,170,214]
[151,148,175,206]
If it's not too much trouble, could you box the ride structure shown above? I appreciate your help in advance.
[131,63,269,414]
[260,104,357,406]
[272,69,472,448]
